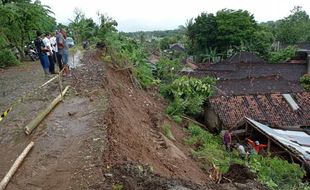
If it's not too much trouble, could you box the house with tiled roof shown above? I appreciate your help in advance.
[184,51,310,131]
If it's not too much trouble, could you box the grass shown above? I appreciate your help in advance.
[185,123,242,173]
[162,124,175,141]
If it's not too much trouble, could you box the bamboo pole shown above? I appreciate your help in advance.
[181,115,207,128]
[24,86,70,135]
[0,141,34,190]
[40,75,59,88]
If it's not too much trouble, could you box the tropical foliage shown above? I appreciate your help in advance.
[0,0,56,60]
[187,9,274,60]
[300,74,310,91]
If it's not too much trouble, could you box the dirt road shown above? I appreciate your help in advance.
[0,52,107,189]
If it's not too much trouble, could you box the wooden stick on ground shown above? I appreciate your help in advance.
[24,86,70,135]
[181,115,207,128]
[0,141,34,190]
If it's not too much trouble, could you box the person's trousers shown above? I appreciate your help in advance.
[39,54,49,74]
[56,52,63,71]
[52,50,57,63]
[48,55,55,73]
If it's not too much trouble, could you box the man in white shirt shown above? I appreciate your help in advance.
[50,33,57,64]
[236,143,248,160]
[43,33,56,74]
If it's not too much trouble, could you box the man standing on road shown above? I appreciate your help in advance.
[43,32,56,74]
[34,31,50,75]
[50,32,57,64]
[56,30,64,71]
[59,29,71,77]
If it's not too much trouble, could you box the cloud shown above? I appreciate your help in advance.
[40,0,310,32]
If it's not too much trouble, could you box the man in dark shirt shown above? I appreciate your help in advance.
[34,31,50,75]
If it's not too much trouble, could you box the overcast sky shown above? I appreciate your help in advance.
[40,0,310,32]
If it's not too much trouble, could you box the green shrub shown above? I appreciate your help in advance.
[0,49,19,68]
[162,76,216,116]
[300,74,310,91]
[249,154,306,190]
[102,32,156,88]
[155,58,181,82]
[268,46,296,64]
[185,123,241,173]
[172,115,182,124]
[134,63,156,88]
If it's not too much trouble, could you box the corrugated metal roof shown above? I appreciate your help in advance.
[273,129,310,146]
[246,117,310,161]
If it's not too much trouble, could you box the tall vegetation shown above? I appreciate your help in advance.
[0,0,56,61]
[264,6,310,44]
[187,9,274,60]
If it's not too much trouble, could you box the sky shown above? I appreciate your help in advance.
[40,0,310,32]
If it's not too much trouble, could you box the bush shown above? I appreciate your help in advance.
[172,115,182,124]
[155,58,181,82]
[0,49,19,68]
[268,46,296,64]
[102,32,156,88]
[186,123,242,173]
[300,74,310,91]
[134,63,157,88]
[249,154,306,190]
[162,76,216,116]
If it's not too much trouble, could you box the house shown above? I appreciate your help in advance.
[206,92,310,131]
[236,118,310,176]
[182,51,310,131]
[169,43,185,52]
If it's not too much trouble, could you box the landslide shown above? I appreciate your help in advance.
[101,58,209,185]
[80,51,267,190]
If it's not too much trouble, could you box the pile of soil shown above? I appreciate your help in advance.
[100,54,209,185]
[73,51,267,190]
[222,164,255,183]
[100,162,209,190]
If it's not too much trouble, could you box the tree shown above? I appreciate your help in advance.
[0,0,56,58]
[186,9,273,60]
[216,9,257,52]
[276,6,310,43]
[187,13,218,54]
[68,8,98,44]
[97,13,118,40]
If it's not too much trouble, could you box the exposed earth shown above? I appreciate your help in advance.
[0,50,267,190]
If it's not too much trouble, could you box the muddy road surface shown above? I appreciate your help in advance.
[0,51,107,189]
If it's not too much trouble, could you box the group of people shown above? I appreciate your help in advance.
[34,29,71,77]
[223,130,267,160]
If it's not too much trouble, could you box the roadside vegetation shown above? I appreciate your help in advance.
[0,0,55,66]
